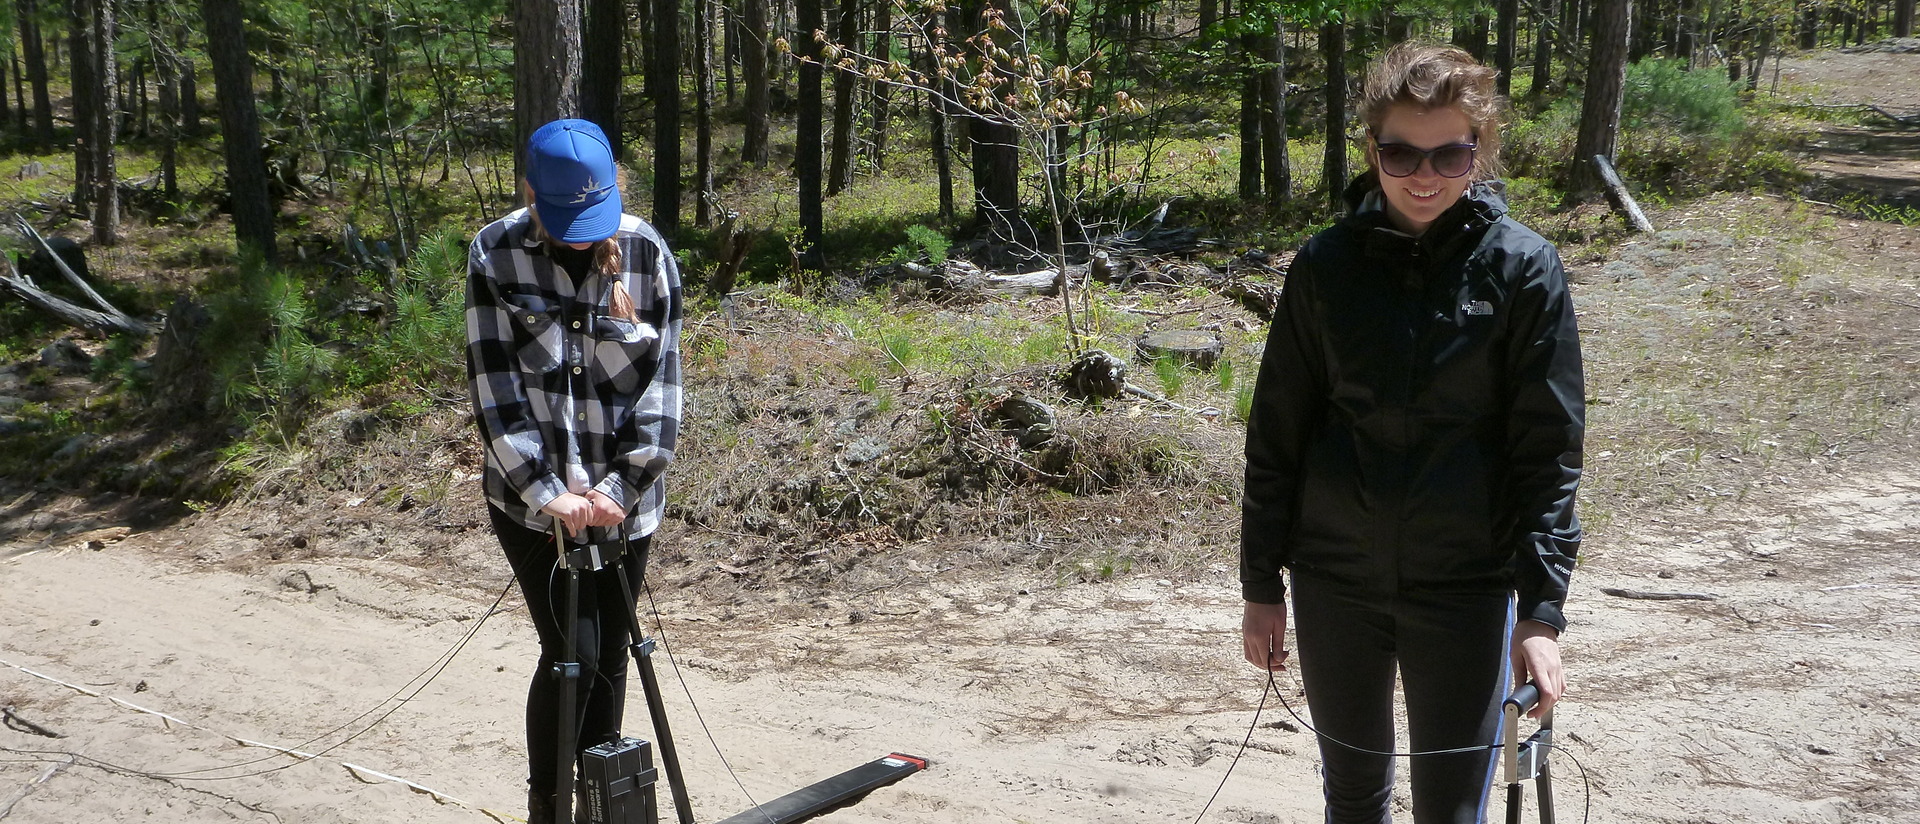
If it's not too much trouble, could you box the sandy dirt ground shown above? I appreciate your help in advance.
[4,467,1919,824]
[6,47,1920,824]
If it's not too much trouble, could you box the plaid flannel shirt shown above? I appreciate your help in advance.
[465,207,683,539]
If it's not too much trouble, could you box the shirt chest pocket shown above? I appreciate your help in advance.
[591,315,660,396]
[501,293,565,374]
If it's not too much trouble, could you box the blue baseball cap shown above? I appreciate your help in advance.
[526,119,622,244]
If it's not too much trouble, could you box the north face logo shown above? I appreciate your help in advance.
[1462,300,1494,316]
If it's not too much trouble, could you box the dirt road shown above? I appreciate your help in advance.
[4,461,1919,823]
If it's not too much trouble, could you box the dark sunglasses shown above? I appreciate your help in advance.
[1372,139,1478,179]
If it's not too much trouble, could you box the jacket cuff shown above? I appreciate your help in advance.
[1519,599,1567,634]
[1242,578,1288,605]
[519,472,569,515]
[591,474,629,513]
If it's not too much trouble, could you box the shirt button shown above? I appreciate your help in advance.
[572,366,583,374]
[577,412,587,421]
[526,315,536,323]
[572,321,582,329]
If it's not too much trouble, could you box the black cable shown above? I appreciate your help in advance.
[1195,668,1594,824]
[640,577,779,824]
[2,578,516,783]
[1188,664,1272,824]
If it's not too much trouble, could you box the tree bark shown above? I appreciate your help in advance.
[696,0,715,226]
[156,23,181,205]
[74,0,118,245]
[513,0,583,183]
[71,0,97,214]
[18,0,52,146]
[1496,0,1517,95]
[1237,36,1261,202]
[1321,20,1349,214]
[176,22,199,136]
[827,0,859,195]
[925,13,954,219]
[1259,18,1288,209]
[583,0,625,158]
[200,0,275,259]
[1571,0,1629,199]
[651,0,682,233]
[797,0,824,268]
[741,0,771,165]
[1532,0,1555,95]
[867,0,892,170]
[961,0,1029,248]
[1897,0,1915,38]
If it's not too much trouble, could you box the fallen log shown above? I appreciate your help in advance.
[898,260,1078,297]
[4,216,152,337]
[1593,155,1656,234]
[0,259,151,337]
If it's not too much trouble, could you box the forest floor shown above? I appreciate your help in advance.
[4,49,1920,824]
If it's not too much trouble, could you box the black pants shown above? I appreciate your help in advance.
[1291,574,1515,824]
[489,506,650,800]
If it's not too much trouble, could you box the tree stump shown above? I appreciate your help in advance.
[1136,330,1223,370]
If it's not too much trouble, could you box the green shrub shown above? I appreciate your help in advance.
[890,224,951,265]
[1622,58,1744,137]
[365,229,468,388]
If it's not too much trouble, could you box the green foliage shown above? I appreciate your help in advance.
[1621,59,1745,137]
[199,255,336,438]
[1839,194,1920,226]
[891,224,951,266]
[1151,354,1185,397]
[364,229,469,388]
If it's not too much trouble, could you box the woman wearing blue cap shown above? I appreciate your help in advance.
[465,118,683,823]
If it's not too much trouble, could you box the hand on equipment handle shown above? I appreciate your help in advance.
[1510,620,1564,719]
[1241,600,1290,672]
[584,489,625,528]
[541,493,595,539]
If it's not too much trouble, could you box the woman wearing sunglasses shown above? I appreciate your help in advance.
[1239,42,1583,823]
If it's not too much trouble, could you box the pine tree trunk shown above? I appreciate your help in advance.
[827,0,858,196]
[18,0,53,147]
[741,0,770,165]
[200,0,275,259]
[1259,19,1288,208]
[10,50,24,129]
[157,24,181,205]
[962,0,1028,248]
[512,0,583,182]
[696,0,715,226]
[1321,20,1349,214]
[1237,35,1261,202]
[1897,0,1915,38]
[924,13,954,219]
[71,0,97,216]
[1571,0,1629,198]
[1533,0,1556,95]
[84,0,116,244]
[797,0,824,267]
[652,0,682,233]
[867,0,892,171]
[1496,0,1518,95]
[177,23,199,136]
[583,0,625,158]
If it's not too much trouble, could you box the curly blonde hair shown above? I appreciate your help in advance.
[1358,42,1507,181]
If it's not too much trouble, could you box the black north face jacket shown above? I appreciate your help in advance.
[1240,175,1585,632]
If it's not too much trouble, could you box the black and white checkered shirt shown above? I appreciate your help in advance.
[465,208,683,539]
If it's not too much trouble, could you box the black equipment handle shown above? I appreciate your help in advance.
[1504,682,1541,715]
